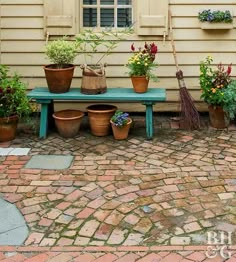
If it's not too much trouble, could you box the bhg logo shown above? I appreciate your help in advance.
[206,231,233,259]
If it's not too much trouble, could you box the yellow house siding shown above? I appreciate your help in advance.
[1,0,236,112]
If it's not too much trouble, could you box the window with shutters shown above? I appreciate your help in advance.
[44,0,168,36]
[81,0,133,29]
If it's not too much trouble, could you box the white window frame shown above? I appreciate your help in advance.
[80,0,133,29]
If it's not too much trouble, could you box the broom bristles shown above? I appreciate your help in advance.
[177,71,201,130]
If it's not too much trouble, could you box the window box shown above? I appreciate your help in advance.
[200,22,234,30]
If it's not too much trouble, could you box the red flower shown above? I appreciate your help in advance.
[227,64,232,75]
[150,43,158,54]
[131,43,135,51]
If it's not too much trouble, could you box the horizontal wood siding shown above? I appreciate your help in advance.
[1,0,236,112]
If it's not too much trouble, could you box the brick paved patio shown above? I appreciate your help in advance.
[0,114,236,261]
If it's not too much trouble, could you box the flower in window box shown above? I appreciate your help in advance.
[198,9,233,23]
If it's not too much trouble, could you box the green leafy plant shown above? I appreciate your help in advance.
[111,110,130,127]
[198,9,233,23]
[76,27,133,65]
[199,56,232,106]
[125,42,159,82]
[0,65,31,118]
[199,56,236,119]
[223,80,236,119]
[45,38,79,68]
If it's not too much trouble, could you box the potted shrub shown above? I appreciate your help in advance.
[75,27,132,94]
[198,9,233,29]
[110,110,132,140]
[125,42,159,93]
[199,56,235,128]
[0,65,31,141]
[44,38,79,93]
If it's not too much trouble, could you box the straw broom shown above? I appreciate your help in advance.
[169,11,201,130]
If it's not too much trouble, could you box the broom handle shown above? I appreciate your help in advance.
[169,10,180,71]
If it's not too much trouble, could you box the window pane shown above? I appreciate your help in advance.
[83,0,97,4]
[118,0,131,4]
[83,8,97,26]
[101,8,114,27]
[117,8,132,27]
[101,0,114,4]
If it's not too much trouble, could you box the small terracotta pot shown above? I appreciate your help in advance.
[53,110,84,138]
[44,64,75,93]
[0,115,18,142]
[110,118,132,140]
[208,105,230,129]
[131,76,149,93]
[87,104,117,136]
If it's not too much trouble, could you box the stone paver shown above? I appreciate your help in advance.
[0,115,236,260]
[25,155,74,169]
[0,198,28,245]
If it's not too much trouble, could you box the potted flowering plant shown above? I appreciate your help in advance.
[0,65,31,141]
[198,9,233,29]
[110,110,132,140]
[126,42,158,93]
[199,56,236,128]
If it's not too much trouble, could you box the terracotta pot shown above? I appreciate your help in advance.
[0,115,18,142]
[44,64,75,93]
[110,118,132,140]
[52,110,84,138]
[208,105,230,129]
[131,76,149,93]
[87,104,117,136]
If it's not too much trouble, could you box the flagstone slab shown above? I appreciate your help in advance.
[0,198,28,245]
[0,147,30,155]
[25,155,74,169]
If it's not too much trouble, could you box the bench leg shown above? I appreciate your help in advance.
[144,103,154,140]
[39,103,49,139]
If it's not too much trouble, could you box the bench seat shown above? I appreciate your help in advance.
[27,87,166,139]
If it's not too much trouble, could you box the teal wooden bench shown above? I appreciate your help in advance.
[27,87,166,139]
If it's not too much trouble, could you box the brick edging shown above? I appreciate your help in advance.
[0,245,235,253]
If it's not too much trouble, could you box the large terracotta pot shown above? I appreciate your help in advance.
[52,110,84,138]
[44,64,75,93]
[87,104,117,136]
[110,118,132,140]
[131,76,149,93]
[0,115,18,142]
[208,105,230,129]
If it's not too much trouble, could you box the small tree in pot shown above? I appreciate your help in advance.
[75,27,133,94]
[44,38,79,93]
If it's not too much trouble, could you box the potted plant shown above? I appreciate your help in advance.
[44,37,79,93]
[198,9,233,29]
[0,65,31,141]
[75,27,132,94]
[110,110,132,140]
[199,56,235,128]
[125,42,159,93]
